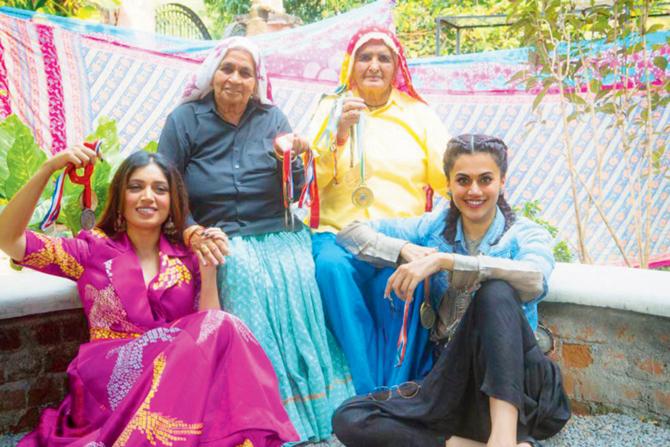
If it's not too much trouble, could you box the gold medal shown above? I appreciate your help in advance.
[352,185,374,208]
[420,301,436,330]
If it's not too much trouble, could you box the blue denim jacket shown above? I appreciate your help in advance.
[365,199,555,331]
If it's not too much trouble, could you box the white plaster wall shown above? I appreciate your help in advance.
[1,259,668,320]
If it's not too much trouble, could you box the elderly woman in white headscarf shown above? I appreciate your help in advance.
[158,37,354,442]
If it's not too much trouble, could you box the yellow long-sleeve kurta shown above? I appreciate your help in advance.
[309,88,449,233]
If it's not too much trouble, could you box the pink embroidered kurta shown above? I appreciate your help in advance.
[16,229,298,447]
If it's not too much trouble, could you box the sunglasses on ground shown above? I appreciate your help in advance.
[369,381,421,401]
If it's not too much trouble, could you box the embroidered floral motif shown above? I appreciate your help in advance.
[22,232,83,279]
[91,228,108,239]
[104,259,113,281]
[235,440,254,447]
[113,353,203,447]
[229,315,256,344]
[151,253,191,291]
[85,284,142,340]
[196,310,226,345]
[84,442,106,447]
[106,327,181,410]
[91,328,141,341]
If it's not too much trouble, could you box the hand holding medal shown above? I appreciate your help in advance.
[274,133,320,229]
[40,141,103,232]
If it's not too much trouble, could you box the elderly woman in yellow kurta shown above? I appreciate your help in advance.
[308,26,450,394]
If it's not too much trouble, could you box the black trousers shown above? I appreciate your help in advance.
[333,280,571,447]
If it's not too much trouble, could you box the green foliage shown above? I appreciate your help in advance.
[202,0,520,56]
[0,115,46,201]
[0,0,120,19]
[506,0,669,267]
[515,200,573,263]
[395,0,521,57]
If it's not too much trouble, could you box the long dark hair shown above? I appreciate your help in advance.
[442,134,516,245]
[97,151,189,244]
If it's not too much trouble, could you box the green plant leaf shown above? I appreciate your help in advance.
[91,160,111,219]
[598,103,616,114]
[653,56,668,71]
[86,116,121,165]
[59,185,84,236]
[4,117,46,199]
[28,198,53,229]
[142,140,158,153]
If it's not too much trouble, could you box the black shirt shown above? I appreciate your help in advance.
[158,93,305,236]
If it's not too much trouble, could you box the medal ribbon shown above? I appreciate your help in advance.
[40,141,101,231]
[274,135,294,227]
[276,134,321,228]
[356,114,366,186]
[297,150,320,229]
[395,277,431,367]
[424,186,434,212]
[313,96,343,184]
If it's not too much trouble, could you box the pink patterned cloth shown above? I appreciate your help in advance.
[16,229,298,447]
[180,36,273,105]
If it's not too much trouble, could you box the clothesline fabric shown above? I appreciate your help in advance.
[0,0,668,265]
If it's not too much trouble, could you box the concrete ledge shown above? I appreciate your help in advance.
[546,263,670,318]
[0,268,80,320]
[1,261,668,320]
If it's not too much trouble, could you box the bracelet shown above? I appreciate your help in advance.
[184,225,205,248]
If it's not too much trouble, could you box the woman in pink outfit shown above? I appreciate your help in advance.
[0,147,298,447]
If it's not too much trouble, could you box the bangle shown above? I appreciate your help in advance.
[184,225,204,248]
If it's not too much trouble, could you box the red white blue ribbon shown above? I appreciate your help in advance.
[39,140,102,231]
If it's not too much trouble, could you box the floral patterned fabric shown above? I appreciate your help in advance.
[16,230,298,447]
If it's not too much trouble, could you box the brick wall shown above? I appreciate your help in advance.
[0,310,87,434]
[540,301,670,422]
[1,302,668,435]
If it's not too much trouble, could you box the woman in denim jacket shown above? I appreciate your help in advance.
[333,134,570,447]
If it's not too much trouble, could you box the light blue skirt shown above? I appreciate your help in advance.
[217,229,354,442]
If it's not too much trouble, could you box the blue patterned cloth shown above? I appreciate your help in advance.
[217,229,354,442]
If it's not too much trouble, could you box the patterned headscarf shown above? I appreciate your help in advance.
[180,36,273,105]
[336,26,424,103]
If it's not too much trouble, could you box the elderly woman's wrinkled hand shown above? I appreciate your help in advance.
[290,134,311,156]
[275,133,311,158]
[192,227,229,266]
[336,97,367,143]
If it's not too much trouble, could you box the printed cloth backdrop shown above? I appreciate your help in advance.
[0,0,668,265]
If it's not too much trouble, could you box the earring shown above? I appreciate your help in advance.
[163,216,177,239]
[446,191,453,200]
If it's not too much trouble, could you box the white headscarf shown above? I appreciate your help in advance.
[180,36,273,105]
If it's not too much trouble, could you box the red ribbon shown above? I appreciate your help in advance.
[395,278,431,367]
[67,141,99,208]
[424,185,434,212]
[275,134,320,229]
